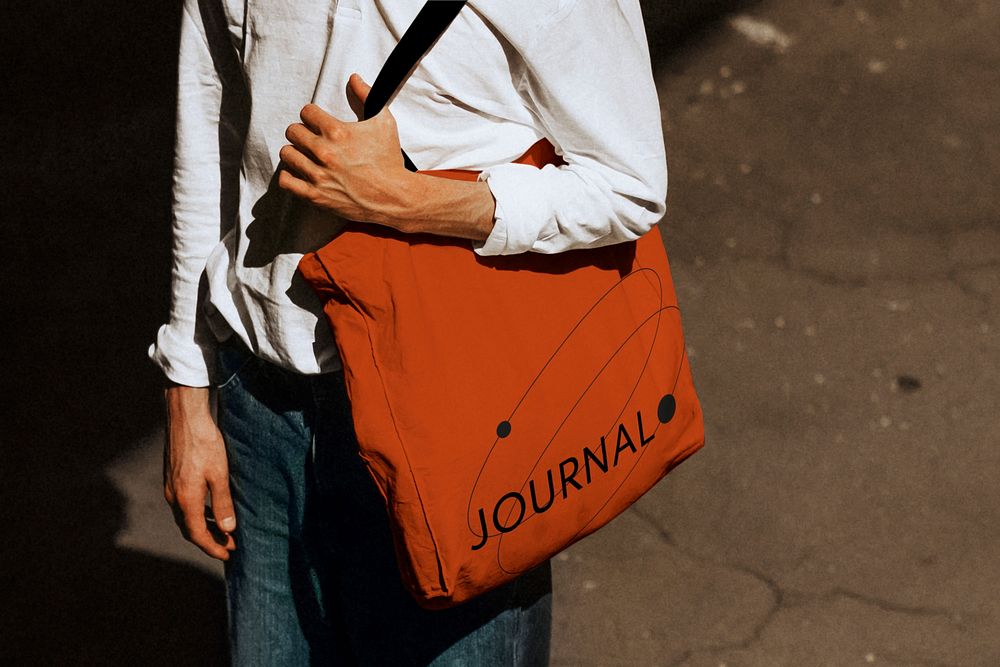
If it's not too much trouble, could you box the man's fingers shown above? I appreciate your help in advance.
[300,103,343,136]
[278,144,321,182]
[204,506,237,551]
[207,474,237,534]
[178,490,231,560]
[285,123,326,160]
[278,169,320,203]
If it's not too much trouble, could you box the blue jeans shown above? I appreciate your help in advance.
[214,335,553,666]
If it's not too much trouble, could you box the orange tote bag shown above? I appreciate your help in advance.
[297,1,705,609]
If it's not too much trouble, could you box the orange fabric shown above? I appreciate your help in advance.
[297,138,705,609]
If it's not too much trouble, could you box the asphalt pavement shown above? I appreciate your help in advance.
[547,1,1000,664]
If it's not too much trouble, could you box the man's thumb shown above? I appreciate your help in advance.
[348,72,374,119]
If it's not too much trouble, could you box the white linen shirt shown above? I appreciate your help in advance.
[149,0,668,387]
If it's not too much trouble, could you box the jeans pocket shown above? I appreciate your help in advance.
[214,336,257,391]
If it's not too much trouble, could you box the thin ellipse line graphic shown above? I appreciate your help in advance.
[465,266,666,536]
[496,352,690,574]
[492,305,684,574]
[493,303,676,536]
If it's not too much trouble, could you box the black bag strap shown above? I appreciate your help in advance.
[362,0,469,171]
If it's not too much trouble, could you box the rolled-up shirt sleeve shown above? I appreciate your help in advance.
[147,0,228,386]
[472,0,667,256]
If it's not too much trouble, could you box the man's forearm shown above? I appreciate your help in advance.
[380,171,497,242]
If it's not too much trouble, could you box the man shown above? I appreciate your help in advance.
[151,0,667,664]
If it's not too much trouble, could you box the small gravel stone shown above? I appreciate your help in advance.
[867,59,889,74]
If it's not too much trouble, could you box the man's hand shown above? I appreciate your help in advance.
[278,73,412,228]
[163,385,237,561]
[278,72,498,242]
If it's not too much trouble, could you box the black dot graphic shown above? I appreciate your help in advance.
[657,394,676,424]
[496,420,512,438]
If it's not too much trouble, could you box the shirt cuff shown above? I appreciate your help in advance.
[148,322,216,387]
[471,162,553,256]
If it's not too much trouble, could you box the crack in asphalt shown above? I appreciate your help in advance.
[773,248,1000,302]
[627,505,784,666]
[821,587,968,627]
[949,265,1000,314]
[760,205,1000,303]
[626,505,977,666]
[704,253,999,324]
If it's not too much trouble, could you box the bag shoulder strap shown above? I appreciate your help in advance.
[363,0,469,172]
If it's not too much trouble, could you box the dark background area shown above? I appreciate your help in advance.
[0,2,754,663]
[1,1,226,663]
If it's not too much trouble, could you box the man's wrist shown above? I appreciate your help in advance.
[372,168,420,228]
[383,169,497,241]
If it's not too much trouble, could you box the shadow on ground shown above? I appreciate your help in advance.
[0,0,753,663]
